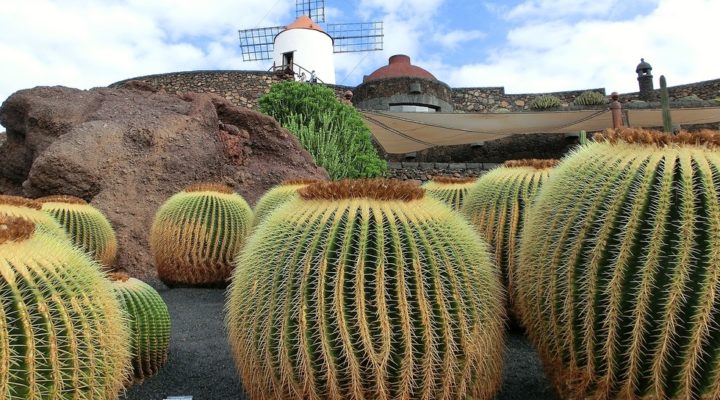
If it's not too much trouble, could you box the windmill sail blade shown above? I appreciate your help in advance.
[296,0,325,22]
[238,26,285,61]
[328,22,384,53]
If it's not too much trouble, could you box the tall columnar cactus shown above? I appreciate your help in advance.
[0,195,68,239]
[517,128,720,399]
[38,195,118,268]
[150,183,253,287]
[660,75,673,133]
[227,179,505,400]
[252,179,320,226]
[0,214,131,398]
[462,159,557,322]
[421,176,478,210]
[109,273,171,383]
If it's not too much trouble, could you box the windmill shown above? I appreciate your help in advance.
[238,0,383,84]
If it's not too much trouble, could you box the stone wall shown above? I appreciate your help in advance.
[354,77,454,111]
[387,161,491,183]
[622,77,720,102]
[451,87,607,113]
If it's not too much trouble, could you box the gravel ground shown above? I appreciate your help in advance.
[124,288,557,400]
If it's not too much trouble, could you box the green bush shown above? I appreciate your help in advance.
[529,94,562,110]
[574,91,607,106]
[259,81,386,179]
[678,94,702,102]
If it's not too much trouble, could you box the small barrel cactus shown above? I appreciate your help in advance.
[421,176,477,210]
[227,179,505,400]
[0,195,68,239]
[0,214,130,398]
[529,94,562,110]
[517,128,720,399]
[252,179,320,226]
[109,273,171,383]
[37,194,118,268]
[574,91,607,106]
[462,159,557,322]
[150,182,253,287]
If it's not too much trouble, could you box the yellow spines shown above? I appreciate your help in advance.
[0,195,68,240]
[421,176,478,210]
[227,179,505,400]
[252,179,319,227]
[37,194,118,269]
[517,128,720,399]
[150,183,253,287]
[0,214,131,398]
[461,159,557,323]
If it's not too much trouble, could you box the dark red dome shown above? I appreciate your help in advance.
[364,55,436,82]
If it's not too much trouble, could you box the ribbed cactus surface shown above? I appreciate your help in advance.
[252,179,319,226]
[0,195,68,239]
[227,179,505,400]
[517,128,720,399]
[0,214,130,399]
[151,183,253,287]
[38,195,118,268]
[462,159,557,321]
[421,176,477,210]
[109,273,171,383]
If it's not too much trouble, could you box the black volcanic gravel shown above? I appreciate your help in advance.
[123,288,557,400]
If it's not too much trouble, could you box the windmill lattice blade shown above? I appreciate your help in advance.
[238,26,285,61]
[296,0,325,22]
[328,22,384,53]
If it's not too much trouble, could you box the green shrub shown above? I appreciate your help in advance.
[529,95,562,110]
[678,94,702,102]
[574,91,607,106]
[259,81,386,179]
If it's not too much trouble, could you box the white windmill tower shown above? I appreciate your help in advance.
[238,0,383,84]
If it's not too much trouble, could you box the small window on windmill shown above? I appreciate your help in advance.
[409,82,422,94]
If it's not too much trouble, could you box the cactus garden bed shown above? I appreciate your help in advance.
[122,288,557,400]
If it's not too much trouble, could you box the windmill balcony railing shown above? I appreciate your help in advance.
[269,63,325,84]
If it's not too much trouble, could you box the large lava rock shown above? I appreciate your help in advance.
[0,84,328,284]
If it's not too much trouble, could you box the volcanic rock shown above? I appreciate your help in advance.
[0,84,328,284]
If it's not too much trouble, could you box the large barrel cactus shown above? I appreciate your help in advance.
[0,214,130,398]
[462,159,557,320]
[252,179,319,226]
[109,273,171,383]
[0,195,68,239]
[150,183,253,287]
[38,195,118,268]
[517,128,720,399]
[227,179,505,400]
[421,176,477,210]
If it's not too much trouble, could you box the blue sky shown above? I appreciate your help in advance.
[1,0,719,131]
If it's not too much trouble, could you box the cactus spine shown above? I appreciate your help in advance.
[0,195,68,240]
[462,159,557,322]
[38,195,118,269]
[150,183,253,287]
[109,273,171,383]
[661,75,673,133]
[227,180,505,400]
[0,214,131,398]
[252,179,319,226]
[517,128,720,399]
[421,176,477,210]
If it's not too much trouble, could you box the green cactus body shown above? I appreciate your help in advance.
[421,176,477,210]
[227,180,505,400]
[252,179,319,226]
[109,273,171,383]
[150,183,253,287]
[38,195,118,269]
[517,128,720,399]
[529,94,562,110]
[574,91,607,106]
[0,214,131,399]
[462,159,557,322]
[0,195,68,240]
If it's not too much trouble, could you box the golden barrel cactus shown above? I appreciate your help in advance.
[109,273,171,383]
[517,128,720,399]
[0,195,68,239]
[421,176,478,210]
[461,159,557,321]
[227,179,505,400]
[38,195,118,268]
[252,179,319,226]
[0,214,130,398]
[150,183,253,287]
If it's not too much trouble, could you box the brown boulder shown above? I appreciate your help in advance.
[0,84,328,285]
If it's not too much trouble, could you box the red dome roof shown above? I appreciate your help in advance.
[364,55,436,82]
[284,15,326,33]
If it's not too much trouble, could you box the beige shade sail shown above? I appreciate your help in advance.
[362,107,720,154]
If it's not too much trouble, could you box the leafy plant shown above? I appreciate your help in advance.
[529,94,562,110]
[574,91,607,106]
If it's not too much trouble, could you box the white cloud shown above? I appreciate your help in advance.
[433,29,486,50]
[505,0,622,20]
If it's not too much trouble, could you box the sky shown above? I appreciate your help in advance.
[1,0,719,131]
